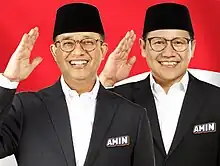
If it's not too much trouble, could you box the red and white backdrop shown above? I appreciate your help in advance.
[0,0,220,165]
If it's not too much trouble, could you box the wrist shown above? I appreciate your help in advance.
[99,73,116,87]
[2,73,19,82]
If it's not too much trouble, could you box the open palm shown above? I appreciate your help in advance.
[3,27,42,81]
[100,30,136,85]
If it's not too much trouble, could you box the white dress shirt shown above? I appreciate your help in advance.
[0,73,19,89]
[150,72,189,154]
[60,76,99,166]
[0,73,99,166]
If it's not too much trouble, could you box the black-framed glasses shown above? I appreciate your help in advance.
[55,38,103,53]
[147,37,193,52]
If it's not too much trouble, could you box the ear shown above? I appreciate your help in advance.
[139,38,147,58]
[190,39,196,58]
[50,44,57,62]
[100,43,108,60]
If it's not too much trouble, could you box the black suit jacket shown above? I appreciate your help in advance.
[112,73,220,166]
[0,80,155,166]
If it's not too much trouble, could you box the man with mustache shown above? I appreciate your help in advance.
[0,3,155,166]
[100,2,220,166]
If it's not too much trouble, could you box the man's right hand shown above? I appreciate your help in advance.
[3,27,42,82]
[99,30,136,87]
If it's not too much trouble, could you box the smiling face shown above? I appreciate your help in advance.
[50,32,108,82]
[140,29,196,85]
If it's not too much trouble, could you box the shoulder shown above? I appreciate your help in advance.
[190,76,220,107]
[193,76,220,94]
[105,89,146,114]
[16,82,58,105]
[114,78,147,90]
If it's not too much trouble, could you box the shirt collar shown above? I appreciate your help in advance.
[60,75,100,100]
[150,71,189,94]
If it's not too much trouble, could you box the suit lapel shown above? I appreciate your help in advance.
[133,76,166,156]
[38,81,76,166]
[84,85,118,166]
[167,73,205,156]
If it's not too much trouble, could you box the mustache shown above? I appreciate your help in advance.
[156,53,182,62]
[64,51,92,61]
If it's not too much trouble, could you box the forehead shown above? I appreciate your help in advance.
[56,32,101,40]
[147,29,190,39]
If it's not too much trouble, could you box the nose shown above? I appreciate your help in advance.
[71,42,85,56]
[161,41,175,57]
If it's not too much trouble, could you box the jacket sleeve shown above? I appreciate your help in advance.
[132,108,155,166]
[0,87,23,158]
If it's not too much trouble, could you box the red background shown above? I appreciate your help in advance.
[0,0,220,91]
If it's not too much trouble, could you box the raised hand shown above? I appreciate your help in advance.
[3,27,42,82]
[99,30,136,87]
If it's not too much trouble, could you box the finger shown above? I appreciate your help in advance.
[31,56,43,70]
[128,30,134,39]
[30,27,39,43]
[114,31,130,54]
[129,30,136,39]
[126,35,136,50]
[117,50,127,60]
[119,47,131,60]
[117,56,136,80]
[121,41,127,51]
[26,27,38,43]
[115,33,129,53]
[124,30,134,42]
[25,29,35,51]
[117,35,135,59]
[28,27,39,38]
[27,27,39,51]
[127,56,136,67]
[15,33,29,54]
[27,28,36,44]
[127,31,136,43]
[14,28,39,61]
[123,30,136,50]
[28,28,35,37]
[125,43,132,52]
[10,34,27,60]
[131,33,136,42]
[123,33,136,52]
[125,30,132,40]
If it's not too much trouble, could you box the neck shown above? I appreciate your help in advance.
[63,75,97,95]
[152,72,186,93]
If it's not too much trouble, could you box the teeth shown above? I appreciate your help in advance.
[160,62,177,66]
[70,60,88,65]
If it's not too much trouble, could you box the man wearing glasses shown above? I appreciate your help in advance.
[100,2,220,166]
[0,3,155,166]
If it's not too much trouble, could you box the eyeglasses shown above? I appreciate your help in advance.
[55,38,103,52]
[147,37,193,52]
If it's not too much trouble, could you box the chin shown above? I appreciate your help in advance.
[71,72,96,81]
[70,75,87,81]
[159,72,185,82]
